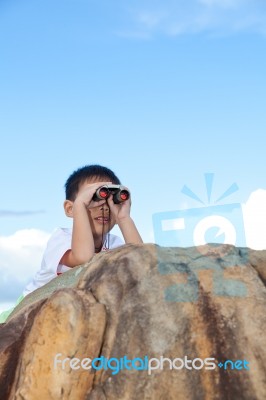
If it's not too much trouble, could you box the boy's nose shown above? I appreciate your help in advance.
[100,202,109,211]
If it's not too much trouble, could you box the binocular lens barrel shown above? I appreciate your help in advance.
[120,190,129,201]
[93,185,130,204]
[98,187,109,199]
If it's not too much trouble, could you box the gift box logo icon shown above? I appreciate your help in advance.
[152,173,247,301]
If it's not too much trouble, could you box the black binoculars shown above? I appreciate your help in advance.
[93,185,130,204]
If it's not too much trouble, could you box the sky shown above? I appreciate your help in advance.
[0,0,266,311]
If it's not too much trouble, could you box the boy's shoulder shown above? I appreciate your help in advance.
[106,233,124,250]
[48,228,124,249]
[49,227,71,239]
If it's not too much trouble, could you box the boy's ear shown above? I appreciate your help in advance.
[64,200,74,218]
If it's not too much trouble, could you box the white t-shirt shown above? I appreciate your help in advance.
[23,228,124,296]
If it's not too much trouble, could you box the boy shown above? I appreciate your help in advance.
[0,164,142,322]
[24,164,143,295]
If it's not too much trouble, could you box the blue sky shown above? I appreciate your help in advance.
[1,0,266,308]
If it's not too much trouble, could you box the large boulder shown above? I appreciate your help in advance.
[0,244,266,400]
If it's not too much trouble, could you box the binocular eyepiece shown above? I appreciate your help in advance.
[93,185,130,204]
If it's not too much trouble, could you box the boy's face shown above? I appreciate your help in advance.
[67,178,117,241]
[87,196,116,240]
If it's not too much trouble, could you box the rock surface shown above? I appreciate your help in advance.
[0,243,266,400]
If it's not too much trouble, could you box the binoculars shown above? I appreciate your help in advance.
[93,185,130,204]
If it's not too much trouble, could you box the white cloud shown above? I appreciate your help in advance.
[0,229,51,301]
[122,0,266,37]
[0,302,16,314]
[198,0,242,9]
[242,189,266,250]
[138,11,164,29]
[0,210,45,217]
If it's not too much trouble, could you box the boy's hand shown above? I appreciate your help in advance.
[107,188,131,222]
[107,187,143,244]
[74,182,113,209]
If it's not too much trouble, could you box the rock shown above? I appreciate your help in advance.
[0,243,266,400]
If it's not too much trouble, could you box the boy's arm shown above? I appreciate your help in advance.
[117,216,143,244]
[60,181,112,268]
[107,192,143,245]
[61,200,95,267]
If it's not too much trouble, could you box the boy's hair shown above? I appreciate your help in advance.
[65,164,121,201]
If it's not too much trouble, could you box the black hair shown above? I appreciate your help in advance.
[65,164,121,201]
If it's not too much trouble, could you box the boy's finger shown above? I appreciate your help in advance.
[88,199,106,208]
[93,181,112,187]
[107,195,115,206]
[86,181,112,188]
